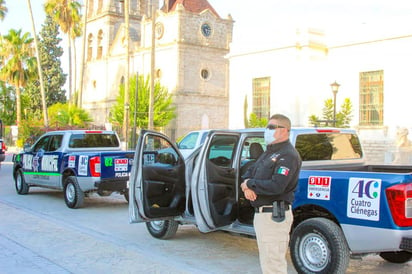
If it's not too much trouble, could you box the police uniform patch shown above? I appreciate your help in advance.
[270,153,281,162]
[277,166,289,176]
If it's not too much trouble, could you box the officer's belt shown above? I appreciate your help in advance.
[254,203,290,213]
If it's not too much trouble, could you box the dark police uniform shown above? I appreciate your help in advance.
[242,139,302,274]
[242,139,302,207]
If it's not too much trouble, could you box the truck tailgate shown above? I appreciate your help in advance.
[100,151,135,180]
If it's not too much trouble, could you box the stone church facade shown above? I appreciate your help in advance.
[81,0,233,140]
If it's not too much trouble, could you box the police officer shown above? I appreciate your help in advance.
[241,114,302,274]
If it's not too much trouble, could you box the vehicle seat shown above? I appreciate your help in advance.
[250,142,264,160]
[240,142,264,175]
[238,142,264,224]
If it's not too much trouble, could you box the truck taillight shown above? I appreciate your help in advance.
[89,156,101,177]
[386,183,412,227]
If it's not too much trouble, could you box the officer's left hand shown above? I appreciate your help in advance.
[244,189,257,201]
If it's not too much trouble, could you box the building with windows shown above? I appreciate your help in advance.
[228,29,412,164]
[81,1,412,163]
[81,0,233,140]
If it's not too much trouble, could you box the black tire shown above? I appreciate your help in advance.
[64,176,84,209]
[15,169,30,195]
[380,251,412,263]
[290,218,349,274]
[14,169,30,195]
[146,220,179,239]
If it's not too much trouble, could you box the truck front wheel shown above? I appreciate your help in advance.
[379,251,412,263]
[290,217,349,274]
[146,220,178,239]
[64,176,84,209]
[15,169,29,194]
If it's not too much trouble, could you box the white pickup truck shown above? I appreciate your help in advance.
[129,128,412,273]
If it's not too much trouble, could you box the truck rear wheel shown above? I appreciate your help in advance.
[379,251,412,263]
[64,176,84,209]
[290,217,349,274]
[15,169,29,195]
[146,220,178,239]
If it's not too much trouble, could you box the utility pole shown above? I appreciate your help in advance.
[122,0,130,147]
[148,0,156,130]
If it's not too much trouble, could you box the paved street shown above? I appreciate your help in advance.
[0,152,411,273]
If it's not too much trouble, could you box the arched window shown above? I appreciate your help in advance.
[87,33,93,61]
[97,30,103,59]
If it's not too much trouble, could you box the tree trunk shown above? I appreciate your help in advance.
[27,0,49,127]
[67,32,73,107]
[72,37,77,105]
[16,86,21,126]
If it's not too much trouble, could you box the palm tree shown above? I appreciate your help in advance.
[0,29,36,126]
[27,0,49,127]
[44,0,82,105]
[0,0,7,21]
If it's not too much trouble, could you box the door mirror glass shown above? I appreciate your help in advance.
[143,134,180,166]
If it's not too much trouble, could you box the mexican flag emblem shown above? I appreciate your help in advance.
[277,166,289,176]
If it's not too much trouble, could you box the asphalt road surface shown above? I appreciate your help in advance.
[0,152,411,273]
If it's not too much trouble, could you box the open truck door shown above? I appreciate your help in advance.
[129,130,186,223]
[191,131,241,232]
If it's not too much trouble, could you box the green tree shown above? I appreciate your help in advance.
[243,96,249,128]
[110,75,176,132]
[44,0,82,104]
[0,80,16,125]
[0,29,36,127]
[25,15,67,118]
[0,0,7,20]
[17,118,46,147]
[16,102,92,147]
[247,113,268,128]
[309,97,353,128]
[336,98,353,128]
[48,102,92,128]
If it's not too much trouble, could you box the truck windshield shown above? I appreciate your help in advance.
[295,133,363,161]
[69,133,119,148]
[178,132,199,149]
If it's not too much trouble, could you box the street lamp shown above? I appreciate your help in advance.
[330,81,340,127]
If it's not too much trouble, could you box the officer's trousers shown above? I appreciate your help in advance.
[253,209,293,274]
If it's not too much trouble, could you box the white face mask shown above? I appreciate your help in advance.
[264,128,276,145]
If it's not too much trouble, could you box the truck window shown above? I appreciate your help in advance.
[295,133,363,161]
[33,136,51,152]
[142,135,179,166]
[49,135,63,151]
[69,133,119,148]
[207,135,238,167]
[178,132,199,149]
